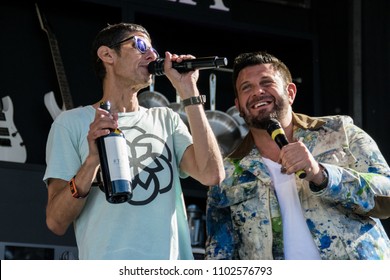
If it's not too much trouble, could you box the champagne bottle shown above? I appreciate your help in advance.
[96,101,132,203]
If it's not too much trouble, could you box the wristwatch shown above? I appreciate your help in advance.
[182,95,206,107]
[309,167,328,192]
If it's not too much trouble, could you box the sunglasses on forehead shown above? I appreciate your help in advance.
[108,35,159,58]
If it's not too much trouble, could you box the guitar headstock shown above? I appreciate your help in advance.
[35,3,51,35]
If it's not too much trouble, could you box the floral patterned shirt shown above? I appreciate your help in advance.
[205,113,390,260]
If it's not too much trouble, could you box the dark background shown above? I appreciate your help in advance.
[0,0,389,257]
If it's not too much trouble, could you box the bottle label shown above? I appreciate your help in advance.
[104,136,132,181]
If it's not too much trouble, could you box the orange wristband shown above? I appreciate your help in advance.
[69,176,89,199]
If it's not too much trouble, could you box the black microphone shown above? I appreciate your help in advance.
[266,118,307,179]
[148,56,228,76]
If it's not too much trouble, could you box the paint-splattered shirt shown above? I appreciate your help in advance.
[205,113,390,260]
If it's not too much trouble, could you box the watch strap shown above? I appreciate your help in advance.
[69,176,89,199]
[182,95,206,107]
[309,167,328,192]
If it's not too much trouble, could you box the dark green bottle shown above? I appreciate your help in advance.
[96,101,132,203]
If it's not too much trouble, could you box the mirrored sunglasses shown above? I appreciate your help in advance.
[109,35,159,58]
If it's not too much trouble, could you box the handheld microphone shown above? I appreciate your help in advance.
[148,56,228,76]
[266,118,307,179]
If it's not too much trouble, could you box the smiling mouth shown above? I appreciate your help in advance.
[252,100,272,109]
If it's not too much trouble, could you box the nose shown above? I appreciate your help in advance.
[252,85,265,96]
[145,48,159,61]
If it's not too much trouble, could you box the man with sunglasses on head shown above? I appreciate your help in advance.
[205,51,390,260]
[43,23,224,260]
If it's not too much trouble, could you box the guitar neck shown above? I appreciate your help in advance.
[36,3,74,110]
[47,35,74,110]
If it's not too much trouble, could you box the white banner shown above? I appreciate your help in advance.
[1,260,389,280]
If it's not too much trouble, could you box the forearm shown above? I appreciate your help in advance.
[185,103,225,185]
[46,181,86,235]
[320,163,390,218]
[164,54,224,185]
[309,121,390,217]
[46,156,100,235]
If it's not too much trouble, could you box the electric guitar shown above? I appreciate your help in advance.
[0,96,27,163]
[35,3,75,120]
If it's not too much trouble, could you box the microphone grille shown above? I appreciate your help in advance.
[147,58,165,76]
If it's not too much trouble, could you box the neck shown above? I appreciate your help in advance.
[97,85,139,113]
[252,129,281,162]
[98,73,148,112]
[251,115,294,162]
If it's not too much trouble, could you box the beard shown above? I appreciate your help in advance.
[239,94,290,130]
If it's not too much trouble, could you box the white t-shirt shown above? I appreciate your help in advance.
[44,105,194,260]
[262,158,321,260]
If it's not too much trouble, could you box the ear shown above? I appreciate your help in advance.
[286,82,297,105]
[97,45,115,64]
[234,97,239,110]
[235,98,244,117]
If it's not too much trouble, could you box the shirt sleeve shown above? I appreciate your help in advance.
[43,109,89,185]
[316,118,390,219]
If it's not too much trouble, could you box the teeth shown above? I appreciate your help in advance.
[254,102,268,108]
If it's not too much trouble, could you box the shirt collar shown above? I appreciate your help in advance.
[228,112,326,160]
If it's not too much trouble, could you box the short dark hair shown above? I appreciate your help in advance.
[91,23,151,81]
[232,51,292,97]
